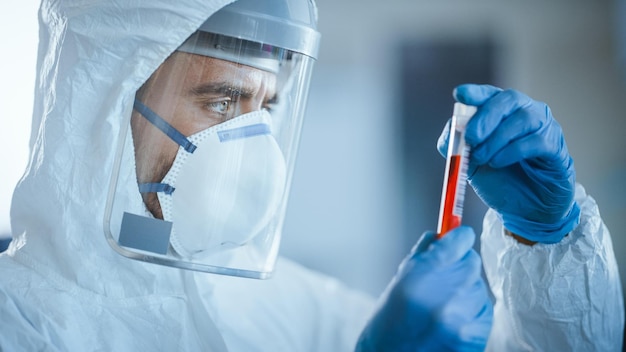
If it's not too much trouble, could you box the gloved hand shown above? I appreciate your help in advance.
[438,84,580,243]
[356,227,493,351]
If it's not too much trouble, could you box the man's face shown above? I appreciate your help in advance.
[132,51,278,218]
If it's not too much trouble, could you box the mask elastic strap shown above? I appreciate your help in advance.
[133,99,197,153]
[133,99,196,195]
[138,183,175,195]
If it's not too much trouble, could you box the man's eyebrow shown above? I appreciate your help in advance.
[189,82,255,98]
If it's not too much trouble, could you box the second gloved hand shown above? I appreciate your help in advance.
[438,84,580,243]
[355,227,493,351]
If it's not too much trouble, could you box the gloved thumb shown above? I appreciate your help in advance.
[412,227,476,268]
[453,84,502,106]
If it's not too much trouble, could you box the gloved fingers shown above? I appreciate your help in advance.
[440,83,502,157]
[404,249,483,298]
[401,228,475,281]
[413,231,437,255]
[414,226,476,269]
[360,230,490,352]
[457,299,493,351]
[442,280,492,327]
[398,250,484,329]
[438,280,493,351]
[436,118,452,158]
[396,231,437,276]
[469,102,549,167]
[464,88,534,146]
[440,85,520,158]
[397,231,481,308]
[488,127,562,168]
[438,249,484,289]
[453,84,502,106]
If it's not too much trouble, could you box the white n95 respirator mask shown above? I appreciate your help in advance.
[158,109,287,259]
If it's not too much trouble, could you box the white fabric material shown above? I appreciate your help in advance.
[161,110,287,259]
[0,0,374,350]
[483,183,624,351]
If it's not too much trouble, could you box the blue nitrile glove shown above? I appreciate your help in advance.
[438,84,580,243]
[356,227,493,352]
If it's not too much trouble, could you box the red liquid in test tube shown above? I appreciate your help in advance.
[436,103,476,238]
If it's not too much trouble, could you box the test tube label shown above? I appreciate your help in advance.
[453,147,470,217]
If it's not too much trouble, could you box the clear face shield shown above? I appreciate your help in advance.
[104,11,318,278]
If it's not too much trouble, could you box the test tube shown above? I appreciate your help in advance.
[436,102,477,238]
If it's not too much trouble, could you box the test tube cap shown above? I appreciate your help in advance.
[453,102,477,127]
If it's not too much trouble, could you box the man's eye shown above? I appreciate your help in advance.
[207,100,231,114]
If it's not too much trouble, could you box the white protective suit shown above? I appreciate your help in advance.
[0,0,623,351]
[483,184,624,351]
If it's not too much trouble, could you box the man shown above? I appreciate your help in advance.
[0,0,622,351]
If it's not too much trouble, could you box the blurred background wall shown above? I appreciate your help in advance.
[0,2,38,253]
[281,0,626,299]
[1,1,625,303]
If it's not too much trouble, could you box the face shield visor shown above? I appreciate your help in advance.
[104,1,320,279]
